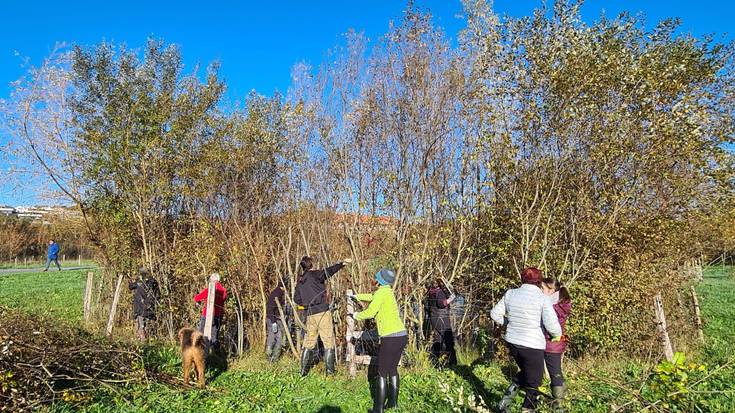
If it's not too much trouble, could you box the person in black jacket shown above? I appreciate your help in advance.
[265,278,288,362]
[128,267,160,341]
[427,279,457,366]
[294,255,351,376]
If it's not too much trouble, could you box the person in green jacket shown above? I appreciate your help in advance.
[350,268,407,413]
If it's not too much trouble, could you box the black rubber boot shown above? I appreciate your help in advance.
[269,346,281,363]
[551,385,566,412]
[369,375,387,413]
[325,348,336,375]
[385,374,399,409]
[300,348,313,376]
[498,380,520,413]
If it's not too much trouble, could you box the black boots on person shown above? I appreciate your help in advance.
[325,348,336,375]
[300,348,313,376]
[369,374,400,413]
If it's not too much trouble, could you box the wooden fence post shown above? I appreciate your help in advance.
[106,273,124,336]
[690,286,705,343]
[203,278,216,354]
[346,289,357,379]
[654,293,674,361]
[84,271,94,321]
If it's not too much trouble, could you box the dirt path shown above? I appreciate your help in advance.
[0,265,99,274]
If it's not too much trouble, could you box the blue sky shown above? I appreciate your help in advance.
[1,0,733,205]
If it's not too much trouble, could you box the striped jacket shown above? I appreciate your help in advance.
[490,284,562,350]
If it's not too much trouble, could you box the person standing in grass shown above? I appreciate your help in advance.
[350,268,407,413]
[194,273,228,348]
[265,278,287,362]
[541,277,572,412]
[491,267,562,413]
[43,239,61,271]
[128,267,160,341]
[294,256,351,376]
[427,279,457,366]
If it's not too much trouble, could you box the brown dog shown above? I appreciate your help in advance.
[178,328,206,388]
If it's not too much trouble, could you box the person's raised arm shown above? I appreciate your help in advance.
[541,299,562,339]
[490,295,507,326]
[194,288,207,303]
[322,258,352,280]
[355,289,385,321]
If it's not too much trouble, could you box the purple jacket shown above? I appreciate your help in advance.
[544,297,571,353]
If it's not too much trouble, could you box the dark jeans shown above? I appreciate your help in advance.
[198,315,222,345]
[378,335,408,377]
[508,343,545,409]
[45,257,61,270]
[544,352,565,387]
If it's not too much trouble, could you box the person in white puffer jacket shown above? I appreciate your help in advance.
[491,267,562,413]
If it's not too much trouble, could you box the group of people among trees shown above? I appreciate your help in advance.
[124,257,571,413]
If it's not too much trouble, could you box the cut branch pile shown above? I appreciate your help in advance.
[0,306,174,412]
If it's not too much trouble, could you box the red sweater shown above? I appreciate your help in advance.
[194,282,227,317]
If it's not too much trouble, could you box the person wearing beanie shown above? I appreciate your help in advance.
[350,269,407,413]
[128,267,160,341]
[491,267,562,413]
[294,256,352,376]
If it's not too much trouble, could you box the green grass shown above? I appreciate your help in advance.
[0,269,90,321]
[697,266,735,362]
[0,258,98,269]
[3,266,734,412]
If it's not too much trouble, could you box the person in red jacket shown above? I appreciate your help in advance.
[541,277,572,412]
[194,273,228,348]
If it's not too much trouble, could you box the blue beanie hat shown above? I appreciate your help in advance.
[375,268,396,286]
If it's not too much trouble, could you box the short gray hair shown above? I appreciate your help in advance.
[210,273,220,282]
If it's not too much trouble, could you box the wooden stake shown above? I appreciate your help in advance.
[84,271,94,321]
[203,278,216,353]
[690,286,705,343]
[654,293,674,361]
[106,273,124,336]
[276,300,298,358]
[346,289,357,378]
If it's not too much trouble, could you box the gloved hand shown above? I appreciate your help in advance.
[351,312,360,319]
[551,336,562,343]
[271,322,278,334]
[296,305,305,311]
[346,292,358,301]
[446,293,457,305]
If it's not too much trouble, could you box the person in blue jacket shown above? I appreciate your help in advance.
[43,239,61,271]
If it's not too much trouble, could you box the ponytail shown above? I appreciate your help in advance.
[558,285,571,303]
[542,276,571,303]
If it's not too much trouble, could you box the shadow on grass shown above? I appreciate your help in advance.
[450,362,504,407]
[207,349,229,382]
[314,406,342,413]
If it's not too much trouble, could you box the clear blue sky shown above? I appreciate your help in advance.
[1,0,733,205]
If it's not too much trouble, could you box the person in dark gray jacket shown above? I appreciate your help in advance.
[427,279,457,366]
[491,267,562,413]
[128,267,160,341]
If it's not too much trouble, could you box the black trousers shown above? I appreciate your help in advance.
[508,343,545,409]
[378,335,408,376]
[544,352,564,387]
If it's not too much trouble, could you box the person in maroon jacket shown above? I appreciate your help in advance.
[194,273,228,348]
[541,277,572,411]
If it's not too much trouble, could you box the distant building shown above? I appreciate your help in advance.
[0,206,17,216]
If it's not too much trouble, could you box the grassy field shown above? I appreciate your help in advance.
[1,268,734,412]
[0,268,91,321]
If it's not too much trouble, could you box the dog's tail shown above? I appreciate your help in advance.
[191,330,205,349]
[178,327,206,350]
